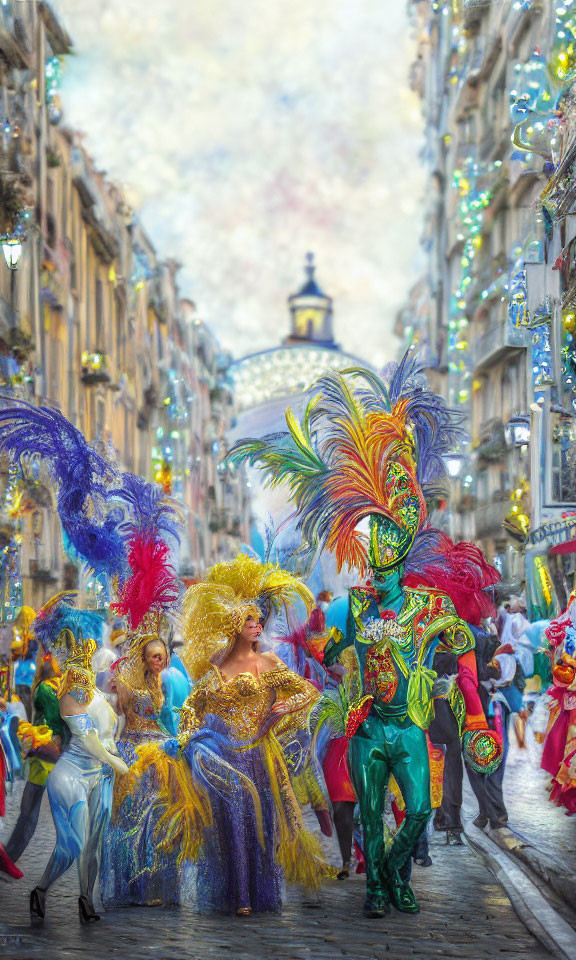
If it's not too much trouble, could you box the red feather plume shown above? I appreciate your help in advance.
[112,533,180,629]
[404,538,500,626]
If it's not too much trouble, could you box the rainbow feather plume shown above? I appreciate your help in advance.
[228,355,466,574]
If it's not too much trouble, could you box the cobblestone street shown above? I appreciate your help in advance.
[0,781,551,960]
[503,747,576,876]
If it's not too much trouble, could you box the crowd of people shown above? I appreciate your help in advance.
[0,357,571,927]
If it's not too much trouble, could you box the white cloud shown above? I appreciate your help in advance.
[53,0,425,365]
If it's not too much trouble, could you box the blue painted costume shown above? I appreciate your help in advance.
[28,598,129,925]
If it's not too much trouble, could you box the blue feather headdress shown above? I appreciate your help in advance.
[33,591,106,654]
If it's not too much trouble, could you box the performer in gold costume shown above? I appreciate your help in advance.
[129,555,330,915]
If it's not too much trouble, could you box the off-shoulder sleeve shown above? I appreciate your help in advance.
[63,714,95,737]
[267,663,320,715]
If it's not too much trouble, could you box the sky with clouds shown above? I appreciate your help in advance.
[53,0,425,365]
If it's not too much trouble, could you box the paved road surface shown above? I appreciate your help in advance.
[0,782,550,960]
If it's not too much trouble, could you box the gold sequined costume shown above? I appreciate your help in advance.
[129,555,330,913]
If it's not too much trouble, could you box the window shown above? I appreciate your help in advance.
[51,337,62,402]
[115,292,124,367]
[95,277,103,348]
[502,368,512,420]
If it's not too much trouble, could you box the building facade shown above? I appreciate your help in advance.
[0,2,248,620]
[406,0,576,615]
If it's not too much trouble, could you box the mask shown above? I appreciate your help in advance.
[367,460,424,570]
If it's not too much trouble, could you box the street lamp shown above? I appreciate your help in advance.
[1,237,22,271]
[1,235,24,325]
[445,453,464,477]
[505,414,531,447]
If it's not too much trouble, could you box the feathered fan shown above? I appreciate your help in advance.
[0,401,126,575]
[0,400,182,629]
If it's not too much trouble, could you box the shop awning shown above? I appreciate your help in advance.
[549,539,576,556]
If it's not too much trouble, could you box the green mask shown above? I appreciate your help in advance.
[367,461,423,570]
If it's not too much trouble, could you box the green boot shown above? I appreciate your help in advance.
[363,889,390,918]
[387,869,419,914]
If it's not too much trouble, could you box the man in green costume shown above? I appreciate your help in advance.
[230,358,503,917]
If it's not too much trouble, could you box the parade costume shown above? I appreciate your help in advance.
[314,646,362,875]
[127,555,330,914]
[98,455,182,907]
[0,697,23,879]
[101,626,182,908]
[230,356,502,916]
[275,602,334,836]
[26,596,129,925]
[542,596,576,813]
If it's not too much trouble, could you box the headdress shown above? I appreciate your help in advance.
[182,554,314,680]
[229,354,499,622]
[228,355,464,575]
[32,592,106,703]
[13,605,36,657]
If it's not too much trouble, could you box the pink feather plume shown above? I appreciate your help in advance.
[112,533,180,629]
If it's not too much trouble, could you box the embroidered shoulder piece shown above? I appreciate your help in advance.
[58,666,95,705]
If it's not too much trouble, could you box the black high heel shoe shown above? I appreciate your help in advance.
[30,887,46,927]
[78,895,100,923]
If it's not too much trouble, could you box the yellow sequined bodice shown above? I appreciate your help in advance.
[178,661,319,745]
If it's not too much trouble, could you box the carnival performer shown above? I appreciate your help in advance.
[541,593,576,813]
[101,627,182,907]
[11,606,38,720]
[0,690,11,871]
[0,638,64,880]
[161,641,191,731]
[315,645,361,878]
[128,554,330,916]
[276,593,335,839]
[230,356,503,917]
[25,596,129,925]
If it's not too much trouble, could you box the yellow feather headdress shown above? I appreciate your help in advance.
[182,554,314,680]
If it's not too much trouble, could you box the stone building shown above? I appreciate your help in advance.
[405,0,566,607]
[0,2,248,620]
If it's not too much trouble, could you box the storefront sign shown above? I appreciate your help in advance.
[527,515,576,547]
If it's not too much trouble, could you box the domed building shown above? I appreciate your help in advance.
[229,253,368,418]
[228,255,374,596]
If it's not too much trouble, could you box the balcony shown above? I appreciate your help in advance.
[28,559,58,583]
[471,320,529,372]
[503,0,544,52]
[474,500,510,540]
[475,418,508,463]
[463,0,493,30]
[70,148,120,265]
[0,3,31,69]
[38,2,72,56]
